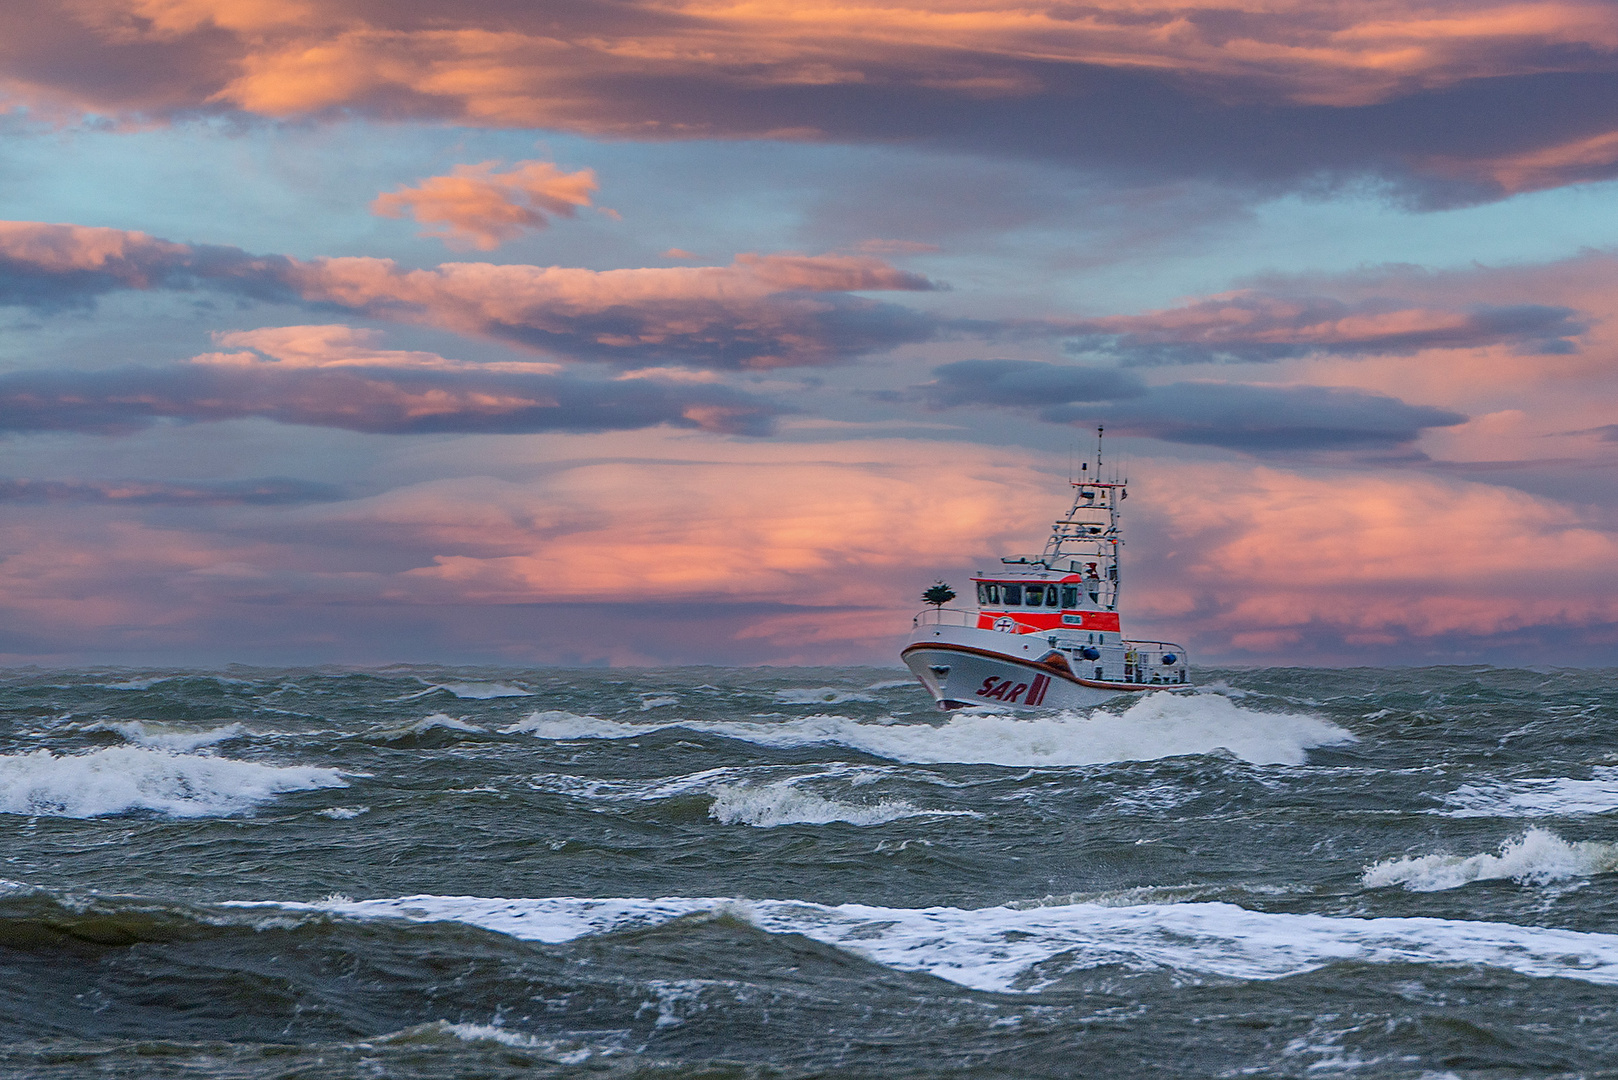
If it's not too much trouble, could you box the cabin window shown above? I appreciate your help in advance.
[1026,585,1048,608]
[1045,585,1060,608]
[1002,584,1022,605]
[1061,585,1079,609]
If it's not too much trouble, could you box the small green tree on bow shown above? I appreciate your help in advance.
[922,581,956,608]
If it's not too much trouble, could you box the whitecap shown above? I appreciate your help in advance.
[500,711,648,738]
[502,693,1351,767]
[318,806,371,820]
[0,747,346,818]
[410,714,482,734]
[707,779,976,827]
[96,721,246,752]
[245,892,1618,994]
[640,696,679,711]
[1442,774,1618,818]
[1362,828,1618,891]
[774,688,878,705]
[375,1020,592,1062]
[435,682,532,700]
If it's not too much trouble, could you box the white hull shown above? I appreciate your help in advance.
[902,622,1163,711]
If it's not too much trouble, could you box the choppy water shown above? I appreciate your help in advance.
[1,665,1617,1077]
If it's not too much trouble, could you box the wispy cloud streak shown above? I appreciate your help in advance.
[0,222,938,368]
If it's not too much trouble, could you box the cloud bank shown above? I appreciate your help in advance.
[7,1,1618,199]
[923,360,1467,450]
[0,361,783,436]
[0,222,938,368]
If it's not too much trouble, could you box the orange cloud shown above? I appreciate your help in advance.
[372,160,600,250]
[281,438,1618,660]
[0,221,938,367]
[1133,459,1618,651]
[7,2,1618,196]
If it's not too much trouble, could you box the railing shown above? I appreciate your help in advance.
[1121,640,1189,686]
[912,606,979,628]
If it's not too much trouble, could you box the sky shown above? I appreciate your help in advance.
[1,0,1618,668]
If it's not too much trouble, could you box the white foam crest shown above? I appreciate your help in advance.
[774,687,877,705]
[103,677,173,691]
[435,682,532,699]
[0,747,346,818]
[98,721,246,752]
[376,1021,593,1062]
[693,694,1347,766]
[1362,829,1618,892]
[318,806,370,820]
[503,694,1350,767]
[251,893,1618,994]
[500,711,650,739]
[410,713,483,734]
[639,695,679,711]
[530,765,970,826]
[1442,775,1618,817]
[707,779,975,827]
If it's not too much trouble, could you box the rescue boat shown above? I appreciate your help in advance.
[902,432,1190,710]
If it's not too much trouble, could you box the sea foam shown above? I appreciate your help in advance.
[0,746,346,818]
[503,692,1352,767]
[707,779,974,827]
[248,892,1618,994]
[96,720,247,752]
[1361,828,1618,891]
[1442,772,1618,817]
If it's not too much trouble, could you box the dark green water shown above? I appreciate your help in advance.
[1,665,1617,1077]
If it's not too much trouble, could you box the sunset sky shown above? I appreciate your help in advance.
[2,0,1618,666]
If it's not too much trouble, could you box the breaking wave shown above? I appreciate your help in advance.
[1442,772,1618,817]
[503,693,1352,767]
[529,765,971,827]
[1362,829,1618,891]
[96,721,247,752]
[248,892,1618,994]
[707,779,974,827]
[0,747,346,818]
[773,687,877,705]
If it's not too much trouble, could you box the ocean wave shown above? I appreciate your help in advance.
[1441,774,1618,817]
[708,779,975,827]
[0,747,346,818]
[247,892,1618,994]
[500,710,645,739]
[773,687,878,705]
[376,1020,592,1061]
[529,765,972,827]
[502,692,1352,767]
[94,720,247,752]
[1361,828,1618,891]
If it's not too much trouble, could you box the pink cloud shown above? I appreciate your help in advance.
[0,221,939,367]
[372,160,600,250]
[6,3,1618,197]
[1131,459,1618,653]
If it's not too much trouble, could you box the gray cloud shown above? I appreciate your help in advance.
[1044,382,1468,451]
[0,477,344,505]
[0,224,938,369]
[0,364,785,437]
[1059,295,1587,365]
[918,359,1466,451]
[921,359,1145,406]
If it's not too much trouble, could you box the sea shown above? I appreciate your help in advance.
[1,665,1617,1078]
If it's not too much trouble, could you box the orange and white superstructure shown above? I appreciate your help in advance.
[902,435,1190,710]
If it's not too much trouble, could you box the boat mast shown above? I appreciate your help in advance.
[1038,426,1126,611]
